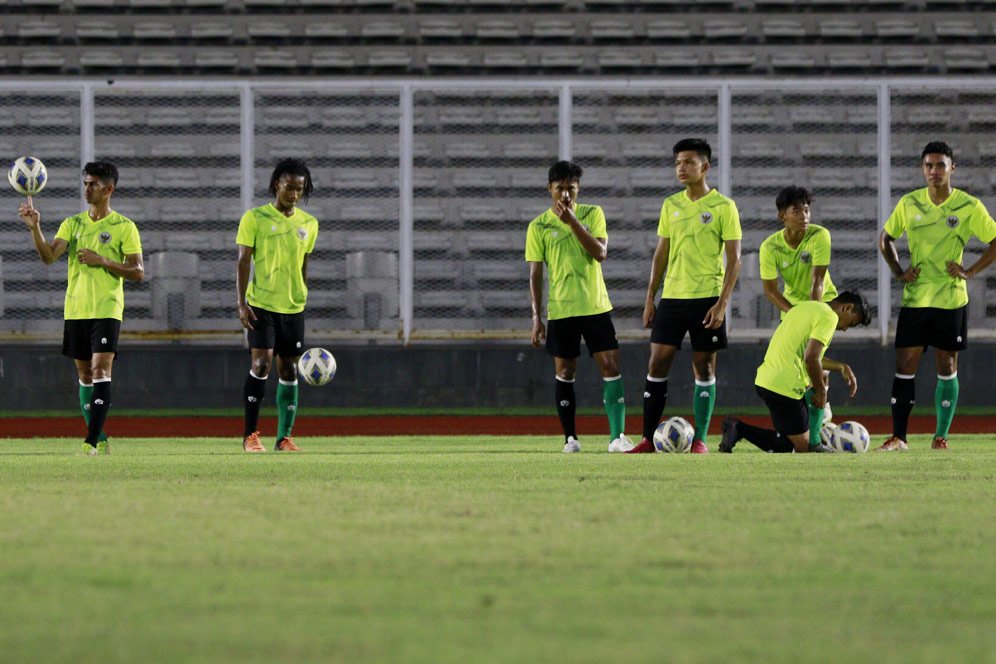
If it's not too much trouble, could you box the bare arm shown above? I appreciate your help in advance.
[803,338,828,407]
[947,237,996,279]
[236,243,256,330]
[20,203,68,265]
[810,265,828,302]
[643,236,670,328]
[821,356,857,398]
[528,261,546,348]
[762,278,793,313]
[77,249,144,281]
[879,230,919,283]
[302,253,309,285]
[553,200,607,262]
[703,239,742,329]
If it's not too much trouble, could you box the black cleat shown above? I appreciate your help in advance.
[719,416,741,453]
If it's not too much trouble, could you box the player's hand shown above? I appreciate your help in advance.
[811,385,828,409]
[702,301,726,329]
[531,318,546,349]
[945,260,970,280]
[77,248,105,267]
[19,202,40,229]
[552,194,577,225]
[840,364,858,398]
[238,304,256,330]
[643,298,656,329]
[896,265,920,283]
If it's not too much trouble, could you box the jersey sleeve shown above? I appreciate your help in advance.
[235,210,256,247]
[524,220,544,262]
[589,206,607,239]
[812,227,831,266]
[883,200,907,238]
[54,217,74,242]
[969,200,996,244]
[121,222,142,255]
[720,200,743,241]
[307,220,318,254]
[656,200,671,238]
[759,238,778,280]
[810,307,837,348]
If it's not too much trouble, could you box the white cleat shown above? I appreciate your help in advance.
[608,434,635,453]
[822,402,833,425]
[563,436,581,453]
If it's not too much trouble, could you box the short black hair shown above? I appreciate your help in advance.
[672,138,712,162]
[548,160,583,184]
[83,161,118,186]
[834,290,872,327]
[268,158,314,201]
[921,141,954,162]
[776,186,814,212]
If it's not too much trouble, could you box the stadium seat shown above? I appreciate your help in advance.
[827,50,874,70]
[884,48,930,69]
[654,51,702,69]
[531,19,576,39]
[770,50,819,70]
[193,50,241,69]
[789,106,837,125]
[191,22,235,40]
[419,19,465,39]
[945,48,989,71]
[474,19,521,40]
[482,52,530,68]
[597,51,645,70]
[875,18,922,39]
[735,138,785,159]
[20,50,66,70]
[646,18,692,40]
[80,52,126,69]
[933,18,982,39]
[367,50,413,68]
[712,49,758,69]
[17,20,61,39]
[762,18,806,39]
[590,19,636,40]
[133,22,178,40]
[360,21,407,39]
[248,22,293,40]
[254,51,299,69]
[75,21,119,40]
[817,17,865,39]
[137,51,185,69]
[309,50,356,69]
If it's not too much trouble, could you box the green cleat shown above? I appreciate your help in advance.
[96,439,110,455]
[80,442,98,456]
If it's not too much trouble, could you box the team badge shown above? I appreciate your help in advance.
[946,215,959,228]
[297,227,307,240]
[700,212,713,224]
[99,232,111,244]
[800,251,812,264]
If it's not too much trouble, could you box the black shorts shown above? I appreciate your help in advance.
[247,305,305,358]
[756,385,809,437]
[894,306,968,352]
[650,297,728,351]
[546,312,619,359]
[62,318,121,361]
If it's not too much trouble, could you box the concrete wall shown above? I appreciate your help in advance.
[0,341,993,413]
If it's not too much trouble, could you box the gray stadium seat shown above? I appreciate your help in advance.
[817,18,865,39]
[360,21,407,39]
[483,52,530,68]
[248,22,293,40]
[702,18,748,40]
[736,138,785,159]
[147,108,194,127]
[945,48,989,71]
[419,19,465,39]
[597,51,645,70]
[475,19,521,40]
[75,21,119,40]
[80,52,126,69]
[875,18,921,39]
[770,50,819,70]
[367,50,413,68]
[424,51,475,69]
[17,20,61,39]
[133,22,178,40]
[789,105,836,125]
[827,50,874,69]
[254,51,299,69]
[713,49,758,69]
[654,51,702,69]
[590,19,636,40]
[762,18,806,39]
[310,50,356,69]
[20,50,66,70]
[933,18,982,39]
[532,19,577,39]
[191,22,235,40]
[646,18,691,39]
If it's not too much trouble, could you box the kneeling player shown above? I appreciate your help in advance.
[720,292,870,454]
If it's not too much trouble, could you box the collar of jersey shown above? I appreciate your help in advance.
[680,188,717,205]
[267,203,300,221]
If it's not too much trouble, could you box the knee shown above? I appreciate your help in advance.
[692,362,714,382]
[600,360,619,377]
[91,367,111,381]
[251,357,272,378]
[556,367,576,382]
[278,362,298,382]
[938,358,957,377]
[77,368,93,383]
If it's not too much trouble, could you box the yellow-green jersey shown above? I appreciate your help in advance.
[657,189,742,299]
[884,188,996,309]
[755,300,838,399]
[236,204,318,314]
[759,224,838,317]
[54,211,142,321]
[525,203,612,320]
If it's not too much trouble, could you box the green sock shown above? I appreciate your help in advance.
[692,380,716,442]
[276,380,299,442]
[934,374,959,439]
[78,383,107,442]
[602,376,626,441]
[804,387,823,448]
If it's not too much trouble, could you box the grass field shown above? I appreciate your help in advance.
[1,435,993,663]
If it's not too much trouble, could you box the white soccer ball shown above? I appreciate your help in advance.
[830,420,870,453]
[8,156,48,196]
[819,421,837,448]
[653,416,694,453]
[297,347,336,386]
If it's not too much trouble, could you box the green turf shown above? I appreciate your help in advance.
[0,436,993,663]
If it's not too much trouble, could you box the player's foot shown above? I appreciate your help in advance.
[563,436,581,453]
[822,403,833,425]
[80,442,98,456]
[275,436,300,452]
[96,439,110,455]
[243,431,265,452]
[875,436,908,452]
[690,439,709,454]
[719,416,741,453]
[810,443,834,453]
[624,437,657,454]
[931,436,948,450]
[608,434,635,453]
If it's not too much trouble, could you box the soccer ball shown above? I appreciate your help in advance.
[8,156,47,196]
[830,420,870,453]
[819,422,837,448]
[653,416,694,453]
[297,347,336,386]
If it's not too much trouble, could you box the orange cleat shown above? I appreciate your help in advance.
[875,436,908,452]
[243,431,265,452]
[276,436,301,452]
[625,437,658,454]
[690,439,709,454]
[931,436,948,450]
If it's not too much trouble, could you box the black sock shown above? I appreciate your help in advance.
[243,372,267,438]
[85,380,111,446]
[555,378,576,441]
[891,375,915,440]
[736,420,794,453]
[642,377,668,441]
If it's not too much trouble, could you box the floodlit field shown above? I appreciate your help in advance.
[0,436,993,664]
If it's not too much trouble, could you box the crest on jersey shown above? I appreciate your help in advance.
[799,251,812,264]
[99,232,111,244]
[700,212,713,224]
[297,227,307,240]
[946,215,959,228]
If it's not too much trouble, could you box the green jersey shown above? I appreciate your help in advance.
[755,300,838,399]
[54,210,142,321]
[657,189,742,299]
[884,188,996,309]
[525,203,612,320]
[759,224,838,316]
[236,204,318,314]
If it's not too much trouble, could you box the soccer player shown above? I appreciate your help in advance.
[236,159,318,453]
[19,161,144,455]
[526,160,632,453]
[719,292,871,454]
[627,138,742,454]
[759,186,839,449]
[877,141,996,451]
